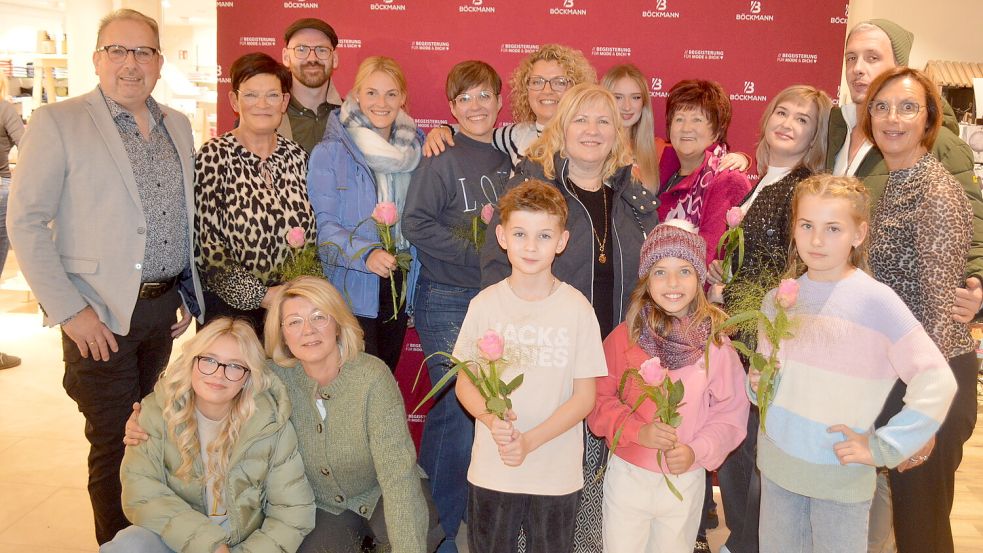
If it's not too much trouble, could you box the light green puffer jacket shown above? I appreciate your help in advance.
[120,375,315,553]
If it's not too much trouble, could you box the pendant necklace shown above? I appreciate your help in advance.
[572,182,610,264]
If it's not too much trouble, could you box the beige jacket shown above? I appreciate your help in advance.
[6,87,203,333]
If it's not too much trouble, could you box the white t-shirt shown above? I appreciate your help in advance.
[455,280,607,495]
[832,103,875,177]
[194,409,230,528]
[741,166,792,213]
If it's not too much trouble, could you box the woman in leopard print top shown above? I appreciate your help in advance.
[863,67,976,553]
[195,53,316,333]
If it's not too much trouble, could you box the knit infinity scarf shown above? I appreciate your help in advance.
[637,305,711,370]
[340,95,421,249]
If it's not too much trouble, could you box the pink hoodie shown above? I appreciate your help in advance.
[588,322,749,473]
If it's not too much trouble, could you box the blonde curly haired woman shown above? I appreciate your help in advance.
[103,318,315,553]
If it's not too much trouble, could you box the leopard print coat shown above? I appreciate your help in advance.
[869,153,974,358]
[194,132,316,311]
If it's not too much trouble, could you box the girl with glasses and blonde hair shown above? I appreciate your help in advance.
[124,277,442,552]
[102,317,315,553]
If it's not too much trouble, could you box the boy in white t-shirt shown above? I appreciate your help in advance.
[454,179,607,553]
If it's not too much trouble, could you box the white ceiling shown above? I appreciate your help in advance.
[0,0,215,26]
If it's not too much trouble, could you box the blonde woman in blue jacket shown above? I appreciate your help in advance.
[307,56,424,371]
[102,318,315,553]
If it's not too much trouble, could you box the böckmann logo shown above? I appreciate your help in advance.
[643,0,680,18]
[550,0,587,16]
[649,77,669,98]
[736,1,774,21]
[460,0,495,13]
[370,0,406,11]
[729,81,768,102]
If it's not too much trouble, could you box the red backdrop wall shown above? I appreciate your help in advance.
[217,0,851,169]
[217,0,852,424]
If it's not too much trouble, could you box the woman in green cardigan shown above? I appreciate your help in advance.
[104,317,315,553]
[127,277,441,552]
[263,276,442,553]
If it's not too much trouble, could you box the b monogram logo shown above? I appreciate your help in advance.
[750,1,761,13]
[650,77,663,91]
[563,0,574,7]
[473,0,482,4]
[744,81,755,94]
[656,0,667,10]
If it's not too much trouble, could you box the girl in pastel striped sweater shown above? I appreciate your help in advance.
[751,175,957,553]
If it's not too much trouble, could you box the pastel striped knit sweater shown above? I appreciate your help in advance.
[754,269,957,503]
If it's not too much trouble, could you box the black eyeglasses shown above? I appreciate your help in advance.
[97,45,159,64]
[290,45,334,60]
[526,75,573,92]
[194,355,251,382]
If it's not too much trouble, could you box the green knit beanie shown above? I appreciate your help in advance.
[868,19,914,66]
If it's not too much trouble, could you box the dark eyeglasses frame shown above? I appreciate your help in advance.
[194,355,251,382]
[290,45,334,60]
[97,44,160,64]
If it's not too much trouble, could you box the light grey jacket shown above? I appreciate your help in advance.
[6,87,204,333]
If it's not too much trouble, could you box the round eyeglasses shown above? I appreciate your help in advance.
[282,311,333,335]
[526,76,573,92]
[97,45,159,64]
[291,45,334,60]
[453,91,497,107]
[867,100,925,120]
[194,355,250,382]
[237,91,285,106]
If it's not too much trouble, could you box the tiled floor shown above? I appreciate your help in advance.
[0,250,981,552]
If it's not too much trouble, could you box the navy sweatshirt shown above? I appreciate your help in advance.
[403,133,511,288]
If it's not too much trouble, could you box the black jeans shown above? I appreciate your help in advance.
[468,484,580,553]
[356,272,408,371]
[882,351,979,553]
[296,478,444,553]
[61,289,180,544]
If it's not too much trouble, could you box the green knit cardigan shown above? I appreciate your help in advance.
[269,352,428,552]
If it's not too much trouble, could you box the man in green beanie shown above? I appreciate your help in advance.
[829,19,980,319]
[826,18,980,553]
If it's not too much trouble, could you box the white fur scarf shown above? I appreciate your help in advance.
[340,95,421,250]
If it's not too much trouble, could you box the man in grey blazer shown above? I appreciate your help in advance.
[6,9,203,544]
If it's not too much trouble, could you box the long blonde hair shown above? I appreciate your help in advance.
[785,174,871,278]
[602,64,659,187]
[264,276,365,367]
[625,271,728,347]
[526,83,633,181]
[508,44,596,124]
[160,318,271,503]
[754,85,832,175]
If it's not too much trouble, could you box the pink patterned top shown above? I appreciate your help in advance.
[657,144,753,267]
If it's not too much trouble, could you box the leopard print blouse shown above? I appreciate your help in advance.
[194,132,316,311]
[869,153,974,358]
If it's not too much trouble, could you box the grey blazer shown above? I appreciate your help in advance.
[6,87,204,335]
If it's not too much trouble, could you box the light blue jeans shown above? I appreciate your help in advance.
[759,475,871,553]
[99,525,176,553]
